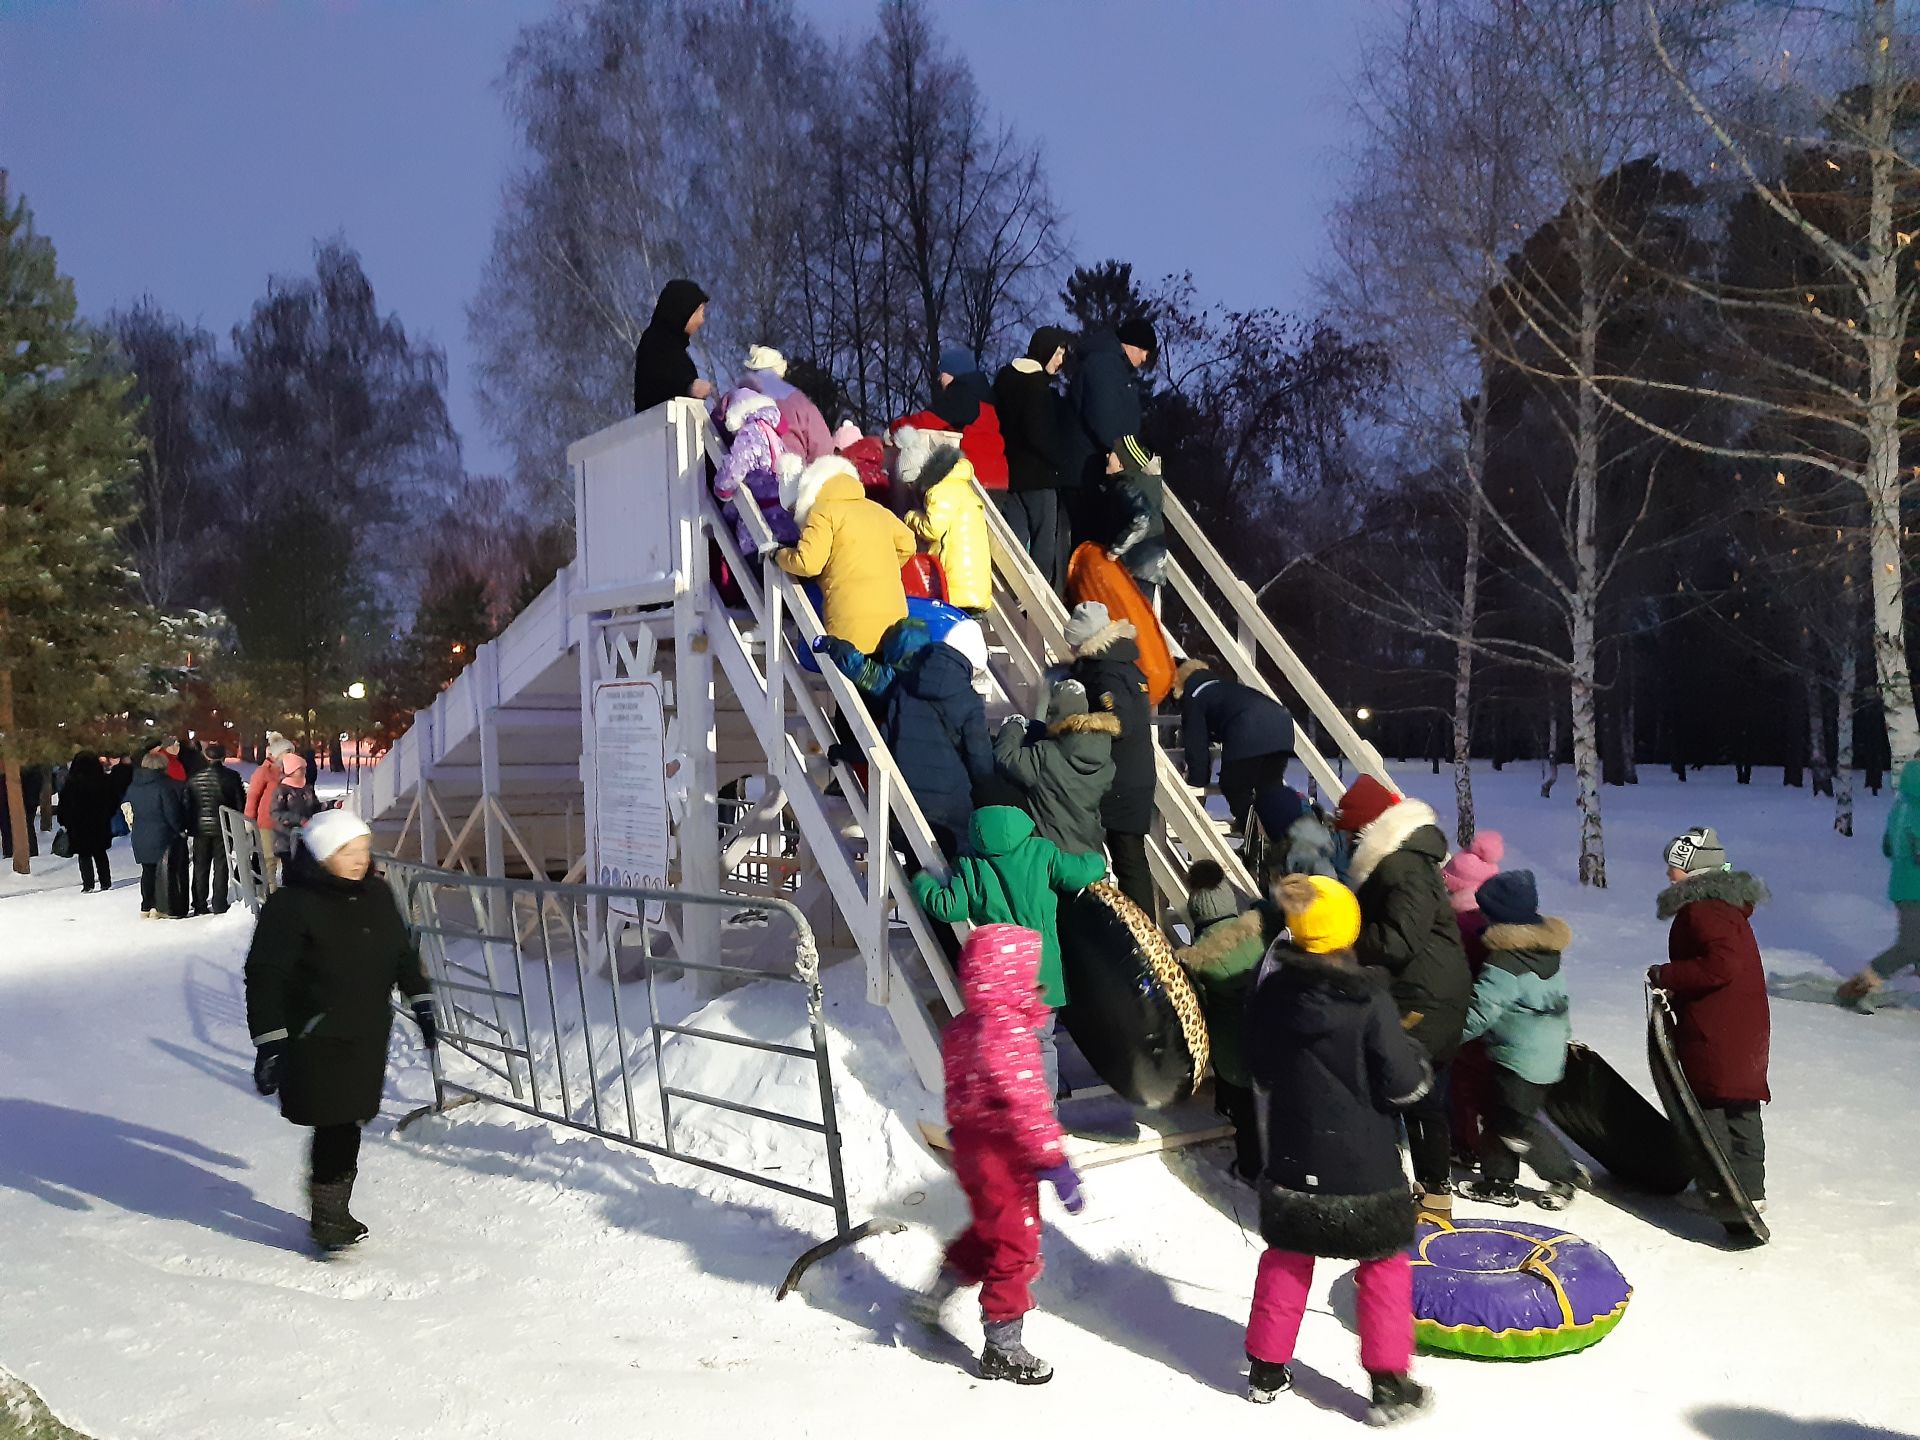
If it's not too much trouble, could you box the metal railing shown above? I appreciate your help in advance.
[379,857,897,1296]
[218,805,275,911]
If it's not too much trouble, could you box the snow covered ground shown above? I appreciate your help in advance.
[2,765,1917,1439]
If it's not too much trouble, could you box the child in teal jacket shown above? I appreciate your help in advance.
[1454,871,1587,1210]
[1841,760,1920,1006]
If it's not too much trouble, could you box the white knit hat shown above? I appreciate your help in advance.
[302,808,372,862]
[744,344,787,377]
[945,618,990,674]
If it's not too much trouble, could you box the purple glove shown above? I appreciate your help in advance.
[1038,1163,1084,1215]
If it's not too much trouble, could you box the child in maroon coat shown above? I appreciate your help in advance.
[913,924,1085,1385]
[1650,826,1771,1241]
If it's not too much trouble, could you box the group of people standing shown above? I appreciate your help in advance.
[44,731,324,916]
[632,279,1169,598]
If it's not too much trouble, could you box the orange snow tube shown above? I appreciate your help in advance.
[1067,542,1176,705]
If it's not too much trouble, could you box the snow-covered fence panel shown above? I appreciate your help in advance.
[380,858,898,1295]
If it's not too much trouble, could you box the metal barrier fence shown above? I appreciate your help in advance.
[378,857,897,1295]
[218,805,274,911]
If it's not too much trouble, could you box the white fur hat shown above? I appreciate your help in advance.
[744,345,788,378]
[302,808,371,863]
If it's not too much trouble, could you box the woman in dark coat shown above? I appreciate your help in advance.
[58,753,118,893]
[1241,874,1433,1423]
[1335,776,1472,1220]
[127,748,190,918]
[632,279,712,413]
[244,809,435,1251]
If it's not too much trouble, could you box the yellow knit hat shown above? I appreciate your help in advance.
[1274,874,1362,955]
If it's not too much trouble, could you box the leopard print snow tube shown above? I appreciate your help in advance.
[1058,882,1210,1108]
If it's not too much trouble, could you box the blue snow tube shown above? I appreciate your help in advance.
[795,581,826,672]
[907,597,968,645]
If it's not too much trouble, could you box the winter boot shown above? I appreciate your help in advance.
[1414,1186,1453,1224]
[309,1170,369,1253]
[979,1316,1053,1385]
[1366,1372,1432,1427]
[1461,1177,1520,1208]
[908,1266,961,1328]
[1537,1162,1592,1212]
[1247,1357,1294,1404]
[1837,968,1883,1006]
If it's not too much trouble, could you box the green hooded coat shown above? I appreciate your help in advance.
[1884,761,1920,903]
[910,806,1107,1007]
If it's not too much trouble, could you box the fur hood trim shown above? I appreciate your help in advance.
[724,388,781,433]
[1072,619,1138,657]
[1173,658,1211,697]
[1177,909,1264,975]
[1346,799,1442,889]
[915,444,972,493]
[786,455,859,526]
[1483,917,1573,954]
[1656,869,1770,920]
[1048,711,1122,739]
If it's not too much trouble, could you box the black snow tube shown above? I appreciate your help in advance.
[1545,1042,1692,1195]
[1057,882,1208,1109]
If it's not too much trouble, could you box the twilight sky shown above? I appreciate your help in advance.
[0,0,1376,475]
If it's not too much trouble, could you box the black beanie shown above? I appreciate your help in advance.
[1115,315,1158,365]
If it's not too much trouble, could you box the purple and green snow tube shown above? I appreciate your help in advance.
[1411,1219,1631,1360]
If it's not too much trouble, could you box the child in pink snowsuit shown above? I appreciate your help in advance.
[1241,875,1433,1424]
[915,924,1083,1385]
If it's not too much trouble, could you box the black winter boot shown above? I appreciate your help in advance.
[309,1169,369,1252]
[1461,1177,1521,1208]
[1247,1356,1293,1404]
[979,1316,1053,1384]
[1366,1372,1432,1427]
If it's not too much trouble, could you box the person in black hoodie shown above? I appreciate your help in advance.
[1069,318,1164,583]
[993,326,1076,591]
[245,809,435,1252]
[127,748,190,918]
[1240,873,1434,1423]
[1173,660,1302,847]
[57,753,117,893]
[1335,775,1472,1220]
[188,741,247,915]
[1064,601,1158,917]
[632,279,713,414]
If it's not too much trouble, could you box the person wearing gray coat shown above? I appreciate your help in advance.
[992,678,1120,857]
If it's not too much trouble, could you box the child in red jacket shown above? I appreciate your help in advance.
[913,924,1084,1384]
[1651,826,1771,1241]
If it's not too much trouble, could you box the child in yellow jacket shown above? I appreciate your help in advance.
[906,446,992,613]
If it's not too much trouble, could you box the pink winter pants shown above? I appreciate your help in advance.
[1245,1248,1413,1375]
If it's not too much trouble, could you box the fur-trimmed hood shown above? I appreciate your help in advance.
[1173,658,1213,699]
[784,456,860,526]
[1047,710,1121,740]
[1656,869,1770,920]
[1346,799,1445,888]
[914,443,973,495]
[1071,618,1137,658]
[1483,917,1573,954]
[1178,908,1266,976]
[723,387,782,433]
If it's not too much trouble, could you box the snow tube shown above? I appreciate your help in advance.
[902,553,948,603]
[907,596,967,645]
[1546,1041,1691,1195]
[1412,1218,1631,1360]
[1066,543,1176,705]
[1057,882,1208,1109]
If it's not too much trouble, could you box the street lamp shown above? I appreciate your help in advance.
[345,681,367,701]
[1356,707,1373,722]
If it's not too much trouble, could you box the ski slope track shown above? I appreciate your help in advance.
[3,766,1917,1437]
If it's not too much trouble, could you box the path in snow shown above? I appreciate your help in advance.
[2,766,1917,1437]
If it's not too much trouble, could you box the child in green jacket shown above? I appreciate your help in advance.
[912,805,1107,1097]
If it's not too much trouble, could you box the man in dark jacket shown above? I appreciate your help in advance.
[1173,659,1301,848]
[1336,775,1471,1219]
[992,677,1119,855]
[632,279,713,414]
[1069,319,1164,582]
[880,619,995,860]
[1064,601,1158,917]
[1652,826,1770,1233]
[57,753,117,892]
[127,748,190,918]
[244,808,435,1251]
[188,741,247,915]
[993,326,1076,591]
